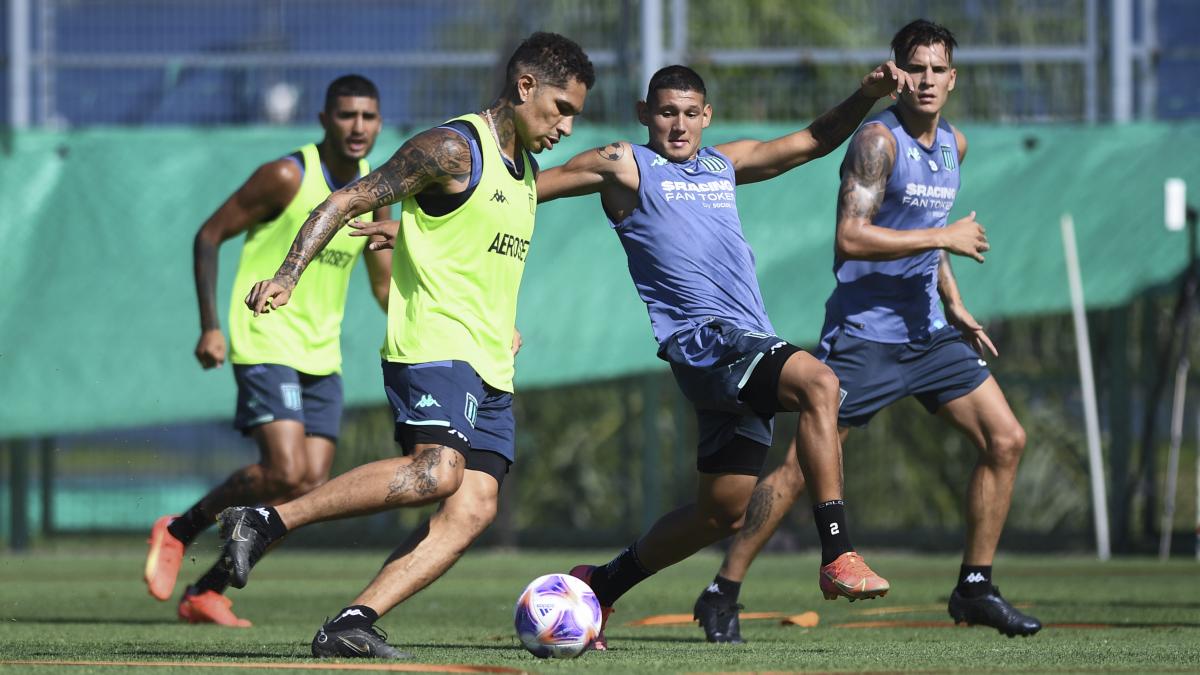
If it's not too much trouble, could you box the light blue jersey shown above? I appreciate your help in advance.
[820,107,960,354]
[612,144,774,367]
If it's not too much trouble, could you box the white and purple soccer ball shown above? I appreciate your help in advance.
[513,573,602,659]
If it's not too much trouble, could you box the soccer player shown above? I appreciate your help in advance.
[142,75,392,627]
[692,19,1042,643]
[220,33,594,659]
[533,60,914,650]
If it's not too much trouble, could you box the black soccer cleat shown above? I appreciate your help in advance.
[948,586,1042,637]
[216,507,274,589]
[693,591,745,644]
[312,623,412,659]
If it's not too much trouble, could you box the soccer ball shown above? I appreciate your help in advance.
[513,573,602,658]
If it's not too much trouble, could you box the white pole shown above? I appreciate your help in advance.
[8,0,31,129]
[1061,214,1112,560]
[1112,0,1133,122]
[641,0,664,94]
[669,0,688,65]
[1159,363,1188,559]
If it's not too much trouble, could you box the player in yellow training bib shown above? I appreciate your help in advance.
[224,34,595,660]
[143,76,392,628]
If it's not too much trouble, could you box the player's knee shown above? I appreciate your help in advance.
[449,494,498,538]
[701,499,749,536]
[419,447,468,500]
[986,422,1027,468]
[773,460,807,496]
[262,458,309,497]
[799,363,841,412]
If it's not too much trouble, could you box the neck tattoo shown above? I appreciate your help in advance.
[483,108,515,163]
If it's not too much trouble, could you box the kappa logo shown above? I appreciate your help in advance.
[490,189,508,203]
[907,147,921,160]
[651,154,669,166]
[336,608,367,622]
[964,572,988,583]
[415,394,440,408]
[767,340,787,356]
[255,507,271,521]
[705,582,721,595]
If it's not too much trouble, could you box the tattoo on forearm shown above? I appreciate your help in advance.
[741,483,776,538]
[275,129,471,286]
[837,128,891,224]
[809,90,875,154]
[595,142,624,161]
[385,445,453,502]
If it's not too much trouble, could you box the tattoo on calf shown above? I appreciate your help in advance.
[741,483,776,537]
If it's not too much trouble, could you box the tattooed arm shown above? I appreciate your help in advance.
[194,158,301,366]
[717,61,913,185]
[245,127,472,315]
[537,141,641,222]
[835,124,988,261]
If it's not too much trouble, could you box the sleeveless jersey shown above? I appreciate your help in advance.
[229,143,371,375]
[382,114,536,392]
[822,107,960,346]
[614,144,774,367]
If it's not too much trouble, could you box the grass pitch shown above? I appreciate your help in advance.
[1,540,1197,673]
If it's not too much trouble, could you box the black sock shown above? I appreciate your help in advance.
[326,605,379,630]
[254,506,289,541]
[191,562,231,595]
[956,565,993,598]
[813,500,854,566]
[703,574,742,604]
[589,542,655,607]
[166,506,211,546]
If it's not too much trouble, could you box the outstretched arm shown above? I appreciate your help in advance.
[537,141,637,203]
[834,124,988,261]
[246,127,471,315]
[717,61,913,185]
[193,159,300,367]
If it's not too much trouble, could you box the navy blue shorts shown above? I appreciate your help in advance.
[381,360,515,476]
[233,364,344,440]
[668,327,803,475]
[822,326,991,428]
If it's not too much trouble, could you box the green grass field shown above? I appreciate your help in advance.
[1,541,1198,673]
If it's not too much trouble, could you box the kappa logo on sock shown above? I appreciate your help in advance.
[336,608,367,622]
[964,572,987,583]
[706,582,721,594]
[255,507,271,522]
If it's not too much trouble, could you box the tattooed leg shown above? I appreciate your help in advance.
[273,444,466,530]
[718,444,810,582]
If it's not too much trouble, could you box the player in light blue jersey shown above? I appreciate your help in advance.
[693,19,1042,643]
[537,60,914,650]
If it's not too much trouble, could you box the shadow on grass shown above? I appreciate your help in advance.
[1034,599,1200,611]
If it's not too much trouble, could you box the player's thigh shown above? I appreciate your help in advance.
[383,360,487,460]
[250,420,308,470]
[774,350,839,411]
[935,376,1023,453]
[234,364,310,463]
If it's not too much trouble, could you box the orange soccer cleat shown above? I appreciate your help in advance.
[568,564,615,651]
[144,515,185,601]
[178,587,252,628]
[819,551,890,601]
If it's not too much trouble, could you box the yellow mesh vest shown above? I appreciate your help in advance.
[229,144,371,375]
[383,115,537,392]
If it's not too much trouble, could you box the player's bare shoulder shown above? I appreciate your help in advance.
[592,140,639,188]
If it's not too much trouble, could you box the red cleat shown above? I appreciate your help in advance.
[819,551,890,601]
[178,587,251,628]
[569,564,614,651]
[144,515,185,601]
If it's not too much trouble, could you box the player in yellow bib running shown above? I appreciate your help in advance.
[219,33,594,659]
[143,75,392,627]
